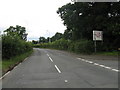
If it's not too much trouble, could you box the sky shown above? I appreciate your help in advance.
[0,0,72,41]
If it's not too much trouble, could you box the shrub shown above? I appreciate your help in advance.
[37,39,94,54]
[2,35,33,59]
[73,40,94,54]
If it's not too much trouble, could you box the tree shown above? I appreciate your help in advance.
[2,25,32,59]
[51,32,63,42]
[4,25,27,40]
[63,29,72,40]
[39,37,46,43]
[57,2,120,50]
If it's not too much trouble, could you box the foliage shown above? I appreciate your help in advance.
[35,39,94,54]
[2,50,33,74]
[72,40,94,54]
[32,40,39,44]
[51,32,63,42]
[57,2,120,51]
[34,2,120,53]
[2,25,33,60]
[4,25,28,40]
[39,37,46,43]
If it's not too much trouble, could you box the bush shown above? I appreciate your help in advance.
[73,40,94,54]
[2,35,33,59]
[37,39,94,54]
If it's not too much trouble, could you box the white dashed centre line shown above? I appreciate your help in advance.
[47,54,49,57]
[46,54,62,74]
[49,57,53,62]
[65,80,68,83]
[55,65,61,73]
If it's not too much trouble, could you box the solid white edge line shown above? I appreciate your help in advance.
[14,66,18,69]
[23,57,28,62]
[49,57,53,62]
[55,65,61,73]
[24,58,28,61]
[0,77,2,80]
[0,56,29,80]
[0,71,10,80]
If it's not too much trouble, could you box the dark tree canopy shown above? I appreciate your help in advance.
[4,25,27,40]
[39,37,46,43]
[51,32,63,42]
[57,2,120,50]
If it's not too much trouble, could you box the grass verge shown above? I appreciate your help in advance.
[1,50,33,75]
[94,51,119,56]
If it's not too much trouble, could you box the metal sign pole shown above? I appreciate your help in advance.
[94,38,97,53]
[93,30,103,53]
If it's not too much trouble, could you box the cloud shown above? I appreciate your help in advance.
[0,0,71,40]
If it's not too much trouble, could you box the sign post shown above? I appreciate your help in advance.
[93,30,103,53]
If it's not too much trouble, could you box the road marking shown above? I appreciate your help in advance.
[88,61,93,64]
[104,66,111,69]
[0,56,29,80]
[65,80,68,83]
[14,66,18,69]
[0,77,2,80]
[49,57,53,62]
[24,58,28,61]
[0,71,10,80]
[77,58,82,60]
[81,59,84,61]
[23,57,28,62]
[94,63,99,66]
[77,58,85,61]
[85,60,90,62]
[47,54,49,57]
[55,65,61,73]
[99,65,106,68]
[111,69,119,72]
[77,58,119,72]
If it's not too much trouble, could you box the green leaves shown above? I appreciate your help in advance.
[4,25,27,40]
[2,25,33,60]
[57,2,120,51]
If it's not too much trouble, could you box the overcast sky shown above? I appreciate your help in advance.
[0,0,72,41]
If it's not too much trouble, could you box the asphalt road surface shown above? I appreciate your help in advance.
[2,48,119,88]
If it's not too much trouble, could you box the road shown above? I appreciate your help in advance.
[2,48,118,88]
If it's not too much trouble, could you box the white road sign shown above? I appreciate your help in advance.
[93,31,103,41]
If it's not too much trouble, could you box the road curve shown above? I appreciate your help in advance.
[2,48,118,88]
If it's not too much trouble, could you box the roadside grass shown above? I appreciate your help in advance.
[94,51,119,56]
[2,50,33,75]
[38,47,119,57]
